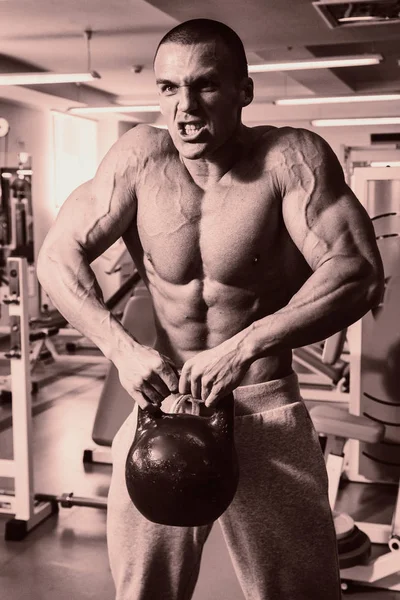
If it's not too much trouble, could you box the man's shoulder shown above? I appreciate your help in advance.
[118,124,174,158]
[256,126,333,171]
[257,125,323,149]
[96,125,175,191]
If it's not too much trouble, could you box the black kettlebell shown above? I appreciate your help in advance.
[125,393,239,527]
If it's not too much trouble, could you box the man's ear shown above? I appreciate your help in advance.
[241,77,254,107]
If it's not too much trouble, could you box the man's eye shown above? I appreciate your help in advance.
[162,85,177,94]
[197,81,216,92]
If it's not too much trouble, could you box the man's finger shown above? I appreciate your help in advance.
[205,389,220,408]
[130,390,159,411]
[201,381,212,403]
[190,375,202,400]
[139,381,165,406]
[147,370,173,398]
[178,364,191,395]
[159,360,180,392]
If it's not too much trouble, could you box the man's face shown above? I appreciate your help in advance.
[154,41,251,159]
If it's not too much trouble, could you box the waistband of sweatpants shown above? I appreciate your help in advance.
[232,371,302,416]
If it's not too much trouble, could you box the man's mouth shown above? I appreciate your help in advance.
[178,122,206,139]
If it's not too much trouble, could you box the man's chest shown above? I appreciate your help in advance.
[134,165,281,285]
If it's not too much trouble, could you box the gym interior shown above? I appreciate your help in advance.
[0,1,400,598]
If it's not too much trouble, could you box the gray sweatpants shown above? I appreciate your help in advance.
[107,373,341,600]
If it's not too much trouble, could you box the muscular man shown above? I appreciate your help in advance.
[37,18,384,600]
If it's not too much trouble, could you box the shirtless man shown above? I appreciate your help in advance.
[37,18,384,600]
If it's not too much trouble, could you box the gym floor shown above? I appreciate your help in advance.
[0,358,399,599]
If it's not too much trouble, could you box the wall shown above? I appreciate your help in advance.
[0,100,53,264]
[97,118,121,165]
[97,120,135,164]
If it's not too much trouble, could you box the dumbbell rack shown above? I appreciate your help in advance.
[0,257,57,540]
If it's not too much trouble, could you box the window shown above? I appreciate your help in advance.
[52,111,97,209]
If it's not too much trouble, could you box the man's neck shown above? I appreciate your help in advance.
[180,125,252,190]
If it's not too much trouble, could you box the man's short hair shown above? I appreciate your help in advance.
[154,19,248,80]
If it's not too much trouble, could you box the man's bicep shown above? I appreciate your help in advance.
[44,179,134,264]
[44,143,137,262]
[280,130,378,271]
[284,184,378,271]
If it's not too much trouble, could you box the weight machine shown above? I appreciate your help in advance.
[0,162,34,268]
[309,165,400,592]
[293,329,350,403]
[0,250,142,540]
[0,258,57,539]
[311,403,400,592]
[0,258,108,540]
[0,160,38,400]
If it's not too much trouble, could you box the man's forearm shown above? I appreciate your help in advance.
[239,256,382,362]
[37,246,134,362]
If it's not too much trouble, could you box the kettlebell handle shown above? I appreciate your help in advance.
[137,392,234,428]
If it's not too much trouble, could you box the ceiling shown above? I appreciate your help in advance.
[0,0,400,123]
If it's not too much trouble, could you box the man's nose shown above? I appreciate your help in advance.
[177,86,198,112]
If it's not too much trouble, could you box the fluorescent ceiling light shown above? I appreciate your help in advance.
[339,16,382,22]
[370,161,400,167]
[0,71,100,86]
[312,117,400,127]
[275,93,400,106]
[68,104,160,115]
[248,54,381,73]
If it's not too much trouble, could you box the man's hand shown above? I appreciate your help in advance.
[178,336,251,407]
[116,344,179,410]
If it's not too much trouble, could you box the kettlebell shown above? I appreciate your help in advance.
[125,393,239,527]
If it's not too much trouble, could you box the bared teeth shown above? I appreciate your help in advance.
[183,123,203,134]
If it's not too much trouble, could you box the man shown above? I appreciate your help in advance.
[37,18,384,600]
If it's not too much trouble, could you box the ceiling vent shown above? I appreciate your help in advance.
[371,132,400,144]
[313,0,400,28]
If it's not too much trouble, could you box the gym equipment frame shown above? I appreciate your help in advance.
[0,258,57,539]
[346,166,400,487]
[0,258,107,541]
[311,404,400,592]
[310,165,400,591]
[293,329,350,403]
